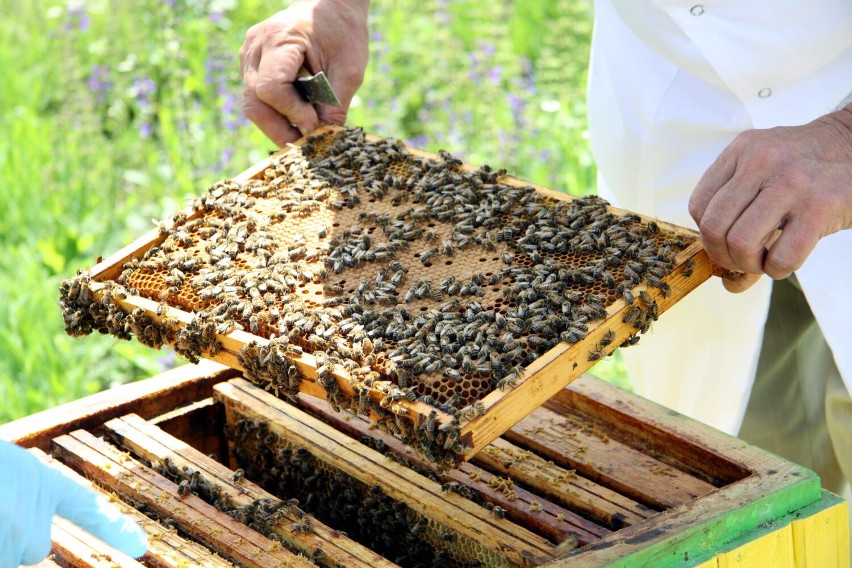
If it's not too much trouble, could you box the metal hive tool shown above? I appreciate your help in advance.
[60,124,713,468]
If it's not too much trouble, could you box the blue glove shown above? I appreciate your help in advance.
[0,439,148,566]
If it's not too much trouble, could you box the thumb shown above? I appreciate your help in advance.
[722,272,762,293]
[50,467,148,558]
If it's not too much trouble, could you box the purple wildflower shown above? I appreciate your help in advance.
[478,41,496,59]
[406,134,429,148]
[204,50,228,86]
[131,76,157,138]
[63,3,90,32]
[467,52,482,84]
[157,350,177,371]
[507,92,528,129]
[488,65,503,86]
[131,76,156,108]
[222,91,239,132]
[217,146,235,170]
[86,64,113,103]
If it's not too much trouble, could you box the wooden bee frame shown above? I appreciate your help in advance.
[63,124,714,466]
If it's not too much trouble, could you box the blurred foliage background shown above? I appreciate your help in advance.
[0,0,622,424]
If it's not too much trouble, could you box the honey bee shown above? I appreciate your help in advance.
[497,374,517,391]
[442,368,462,383]
[622,306,643,325]
[291,517,314,534]
[588,348,605,361]
[639,290,659,319]
[158,286,179,301]
[390,403,409,416]
[323,283,344,294]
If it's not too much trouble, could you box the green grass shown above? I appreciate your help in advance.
[0,0,627,424]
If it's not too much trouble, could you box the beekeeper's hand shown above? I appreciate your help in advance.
[0,439,148,566]
[240,0,370,146]
[689,105,852,292]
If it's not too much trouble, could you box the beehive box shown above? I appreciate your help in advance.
[59,125,713,467]
[2,363,845,567]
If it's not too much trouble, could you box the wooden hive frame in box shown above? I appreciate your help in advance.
[2,363,845,566]
[60,124,714,467]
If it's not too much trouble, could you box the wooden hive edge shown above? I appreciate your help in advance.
[0,360,236,450]
[537,375,823,566]
[51,429,316,568]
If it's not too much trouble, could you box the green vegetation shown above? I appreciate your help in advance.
[0,0,624,424]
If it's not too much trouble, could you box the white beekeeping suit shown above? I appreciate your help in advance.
[587,0,852,435]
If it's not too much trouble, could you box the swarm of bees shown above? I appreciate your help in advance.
[148,453,304,546]
[60,127,693,468]
[227,416,501,568]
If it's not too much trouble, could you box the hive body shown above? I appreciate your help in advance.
[2,364,840,567]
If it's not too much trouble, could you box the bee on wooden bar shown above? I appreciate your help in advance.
[588,347,605,361]
[639,290,659,319]
[291,517,314,534]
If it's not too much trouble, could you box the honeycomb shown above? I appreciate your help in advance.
[60,126,695,467]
